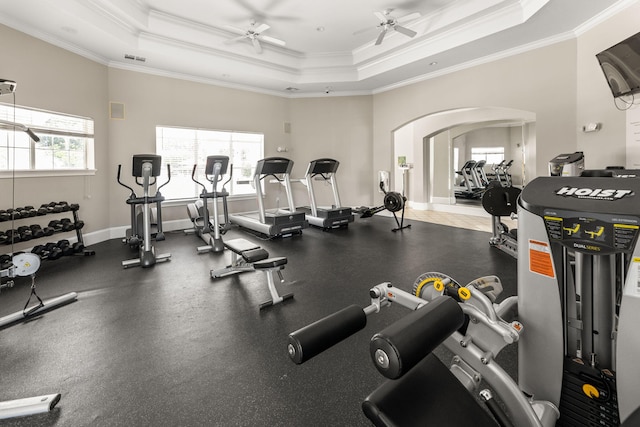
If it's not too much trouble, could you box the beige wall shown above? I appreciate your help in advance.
[106,68,293,226]
[372,39,579,201]
[0,25,109,238]
[1,1,639,239]
[575,2,640,168]
[288,96,373,207]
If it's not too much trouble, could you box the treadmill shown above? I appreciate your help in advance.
[299,158,353,229]
[229,157,308,238]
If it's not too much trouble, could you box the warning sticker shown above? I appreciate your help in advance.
[529,240,555,278]
[635,257,640,296]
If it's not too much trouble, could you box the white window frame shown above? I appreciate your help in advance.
[155,126,264,201]
[0,103,95,178]
[471,146,505,165]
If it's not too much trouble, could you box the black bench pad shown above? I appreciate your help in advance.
[253,257,287,269]
[225,238,260,253]
[362,353,498,427]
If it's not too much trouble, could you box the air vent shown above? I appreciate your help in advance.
[124,54,146,62]
[110,102,125,120]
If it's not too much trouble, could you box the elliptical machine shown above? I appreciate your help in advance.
[117,154,171,268]
[186,155,231,254]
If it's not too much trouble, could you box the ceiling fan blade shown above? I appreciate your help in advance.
[397,12,421,23]
[253,23,270,33]
[224,25,248,36]
[394,25,417,38]
[261,35,286,46]
[375,29,387,45]
[252,38,263,54]
[374,11,387,22]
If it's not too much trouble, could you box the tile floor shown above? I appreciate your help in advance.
[402,206,518,233]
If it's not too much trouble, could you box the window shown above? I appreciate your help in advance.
[156,126,264,200]
[0,103,94,172]
[471,146,504,165]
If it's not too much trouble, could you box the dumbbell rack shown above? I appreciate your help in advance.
[0,202,95,267]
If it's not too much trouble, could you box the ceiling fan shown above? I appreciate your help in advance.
[224,20,286,54]
[367,9,421,46]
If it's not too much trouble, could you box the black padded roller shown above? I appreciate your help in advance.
[288,304,367,364]
[369,296,464,380]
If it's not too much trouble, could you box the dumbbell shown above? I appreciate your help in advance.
[0,253,12,270]
[29,224,45,239]
[16,226,33,241]
[60,219,76,231]
[21,206,38,217]
[48,219,75,233]
[41,224,55,236]
[75,220,85,230]
[57,239,74,256]
[48,220,62,232]
[4,209,21,220]
[36,206,48,216]
[4,229,21,243]
[44,242,63,260]
[0,231,8,245]
[32,244,49,258]
[42,202,63,213]
[56,201,80,212]
[0,210,7,222]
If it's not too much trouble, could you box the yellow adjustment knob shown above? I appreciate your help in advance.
[458,287,471,300]
[414,278,434,297]
[433,279,444,292]
[582,384,599,399]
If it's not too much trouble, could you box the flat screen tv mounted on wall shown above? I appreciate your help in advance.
[596,30,640,98]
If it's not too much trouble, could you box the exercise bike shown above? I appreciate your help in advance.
[117,154,171,268]
[356,181,410,232]
[185,155,232,254]
[288,272,558,427]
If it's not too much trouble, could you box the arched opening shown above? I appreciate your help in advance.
[392,107,536,215]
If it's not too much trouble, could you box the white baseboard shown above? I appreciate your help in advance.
[83,218,193,247]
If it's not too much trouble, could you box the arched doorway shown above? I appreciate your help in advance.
[392,106,536,214]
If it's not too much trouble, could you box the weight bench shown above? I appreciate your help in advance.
[211,238,293,309]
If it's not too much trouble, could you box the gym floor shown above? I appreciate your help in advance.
[1,213,517,426]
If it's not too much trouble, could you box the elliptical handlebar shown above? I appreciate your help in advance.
[191,164,208,194]
[116,164,137,197]
[156,164,171,194]
[222,164,233,191]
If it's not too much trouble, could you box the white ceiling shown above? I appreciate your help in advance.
[0,0,628,96]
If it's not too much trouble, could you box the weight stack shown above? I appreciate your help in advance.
[557,358,619,427]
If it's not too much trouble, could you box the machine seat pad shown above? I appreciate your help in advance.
[225,238,261,254]
[253,257,287,270]
[241,248,269,263]
[362,353,498,427]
